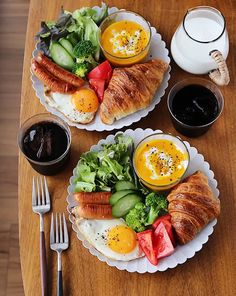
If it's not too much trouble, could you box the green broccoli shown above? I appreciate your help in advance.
[73,40,95,56]
[73,40,98,68]
[125,202,147,232]
[76,55,98,68]
[145,192,168,225]
[72,62,91,78]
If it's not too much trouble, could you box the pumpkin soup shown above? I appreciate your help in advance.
[133,134,189,190]
[101,19,150,65]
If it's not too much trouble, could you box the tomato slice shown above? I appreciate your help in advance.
[152,214,176,246]
[89,79,105,103]
[154,222,174,259]
[87,61,113,83]
[137,230,158,266]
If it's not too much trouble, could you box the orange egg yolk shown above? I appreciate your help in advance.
[107,225,137,254]
[71,89,99,113]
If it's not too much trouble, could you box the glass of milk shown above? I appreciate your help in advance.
[171,6,229,77]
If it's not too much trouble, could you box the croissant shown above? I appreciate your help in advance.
[167,171,220,244]
[100,59,169,124]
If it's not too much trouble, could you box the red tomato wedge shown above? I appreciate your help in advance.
[137,230,158,266]
[154,222,175,259]
[152,214,171,228]
[152,214,176,246]
[89,79,105,103]
[87,61,113,83]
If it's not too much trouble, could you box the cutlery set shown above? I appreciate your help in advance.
[32,176,69,296]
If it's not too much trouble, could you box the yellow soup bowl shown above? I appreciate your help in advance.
[98,11,151,66]
[133,133,190,191]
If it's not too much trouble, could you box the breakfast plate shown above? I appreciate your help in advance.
[66,128,219,273]
[31,6,171,131]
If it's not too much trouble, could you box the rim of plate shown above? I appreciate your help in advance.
[66,128,219,273]
[31,6,171,132]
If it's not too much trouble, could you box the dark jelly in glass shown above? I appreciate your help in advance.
[167,79,224,137]
[18,114,71,175]
[172,85,219,126]
[23,122,68,162]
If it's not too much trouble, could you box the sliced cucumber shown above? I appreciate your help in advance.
[115,181,136,191]
[112,194,141,218]
[49,42,74,70]
[109,190,136,206]
[59,38,74,57]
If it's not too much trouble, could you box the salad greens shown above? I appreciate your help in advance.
[73,2,108,25]
[74,135,134,192]
[36,2,108,73]
[125,192,168,232]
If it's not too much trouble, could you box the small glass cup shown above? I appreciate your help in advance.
[18,113,71,175]
[167,78,224,137]
[98,11,151,66]
[133,133,189,191]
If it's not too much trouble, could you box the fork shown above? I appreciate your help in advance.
[32,176,51,296]
[50,213,69,296]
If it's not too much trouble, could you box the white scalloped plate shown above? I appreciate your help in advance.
[66,128,219,273]
[31,6,171,131]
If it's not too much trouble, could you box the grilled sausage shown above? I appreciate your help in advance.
[74,192,111,205]
[31,59,76,94]
[72,204,113,219]
[36,52,84,88]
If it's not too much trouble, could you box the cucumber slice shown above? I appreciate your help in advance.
[115,181,136,191]
[112,194,141,218]
[49,42,74,70]
[59,38,74,57]
[109,190,136,206]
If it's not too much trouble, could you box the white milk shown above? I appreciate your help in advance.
[185,17,223,41]
[171,8,229,74]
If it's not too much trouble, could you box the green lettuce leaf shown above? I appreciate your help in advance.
[74,135,135,192]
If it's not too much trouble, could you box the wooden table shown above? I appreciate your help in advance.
[19,0,236,295]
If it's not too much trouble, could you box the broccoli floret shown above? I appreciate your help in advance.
[125,202,147,232]
[145,192,168,225]
[76,55,98,68]
[73,40,98,68]
[73,40,95,57]
[72,62,91,78]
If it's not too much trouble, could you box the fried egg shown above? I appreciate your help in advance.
[45,88,99,124]
[76,218,144,261]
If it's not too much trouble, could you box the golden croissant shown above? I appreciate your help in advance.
[167,171,220,244]
[100,59,169,124]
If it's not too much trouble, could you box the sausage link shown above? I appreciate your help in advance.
[74,192,111,205]
[72,204,113,219]
[37,52,84,88]
[31,59,76,94]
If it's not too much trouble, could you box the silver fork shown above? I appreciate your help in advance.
[50,213,69,296]
[32,176,51,296]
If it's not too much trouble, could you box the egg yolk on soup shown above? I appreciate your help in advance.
[71,89,99,113]
[101,20,149,65]
[107,225,137,254]
[134,139,188,186]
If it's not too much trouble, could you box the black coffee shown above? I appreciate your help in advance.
[23,121,69,162]
[172,84,219,126]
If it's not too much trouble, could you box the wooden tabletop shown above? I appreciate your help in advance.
[19,0,236,295]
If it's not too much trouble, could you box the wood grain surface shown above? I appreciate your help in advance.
[0,0,29,295]
[19,1,236,295]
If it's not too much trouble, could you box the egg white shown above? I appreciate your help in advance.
[75,218,144,261]
[44,91,96,124]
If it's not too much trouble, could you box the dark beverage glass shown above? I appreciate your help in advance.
[167,78,224,137]
[18,113,71,175]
